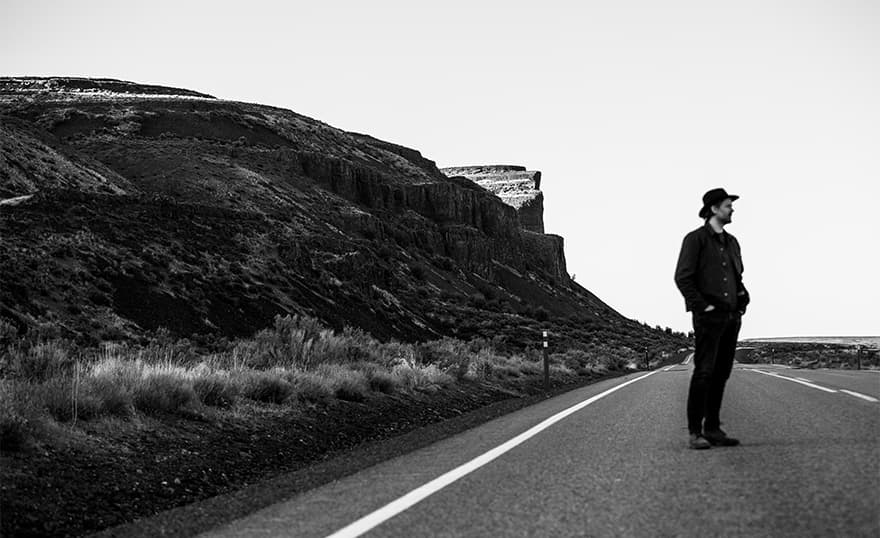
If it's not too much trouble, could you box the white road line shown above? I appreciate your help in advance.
[324,370,661,538]
[794,377,812,382]
[840,389,879,403]
[747,369,837,393]
[663,365,675,372]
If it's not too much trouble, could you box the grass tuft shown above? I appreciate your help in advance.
[132,371,197,414]
[0,381,42,452]
[193,372,239,408]
[238,369,293,404]
[288,370,335,403]
[316,363,370,402]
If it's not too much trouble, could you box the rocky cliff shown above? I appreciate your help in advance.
[0,77,661,349]
[441,165,545,233]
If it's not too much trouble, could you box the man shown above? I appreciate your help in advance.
[674,188,750,450]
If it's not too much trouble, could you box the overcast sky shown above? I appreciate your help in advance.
[2,0,878,338]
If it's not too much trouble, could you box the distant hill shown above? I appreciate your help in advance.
[741,336,880,349]
[0,77,685,352]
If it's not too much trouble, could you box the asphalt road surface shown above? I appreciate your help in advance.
[200,359,880,537]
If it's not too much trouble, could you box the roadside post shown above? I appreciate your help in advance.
[644,347,649,370]
[856,345,862,370]
[543,330,549,390]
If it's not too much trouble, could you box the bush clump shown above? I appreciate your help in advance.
[392,362,452,391]
[238,369,293,404]
[132,371,197,414]
[193,372,239,408]
[288,370,335,403]
[0,381,42,452]
[315,363,370,402]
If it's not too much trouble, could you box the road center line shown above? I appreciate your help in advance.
[840,389,879,402]
[747,369,837,393]
[324,370,661,538]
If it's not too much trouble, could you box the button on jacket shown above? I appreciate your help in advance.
[674,222,750,313]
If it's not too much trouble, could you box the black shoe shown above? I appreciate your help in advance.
[703,428,740,446]
[689,433,711,449]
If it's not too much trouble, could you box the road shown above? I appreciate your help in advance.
[200,360,880,537]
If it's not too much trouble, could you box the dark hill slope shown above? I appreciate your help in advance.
[0,77,682,351]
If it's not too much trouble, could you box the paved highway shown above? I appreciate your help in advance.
[201,360,880,537]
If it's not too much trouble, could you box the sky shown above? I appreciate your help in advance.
[2,0,878,338]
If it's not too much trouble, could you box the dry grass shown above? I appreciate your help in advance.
[237,369,293,404]
[315,363,370,402]
[0,380,43,451]
[391,361,453,391]
[0,314,642,451]
[287,370,335,403]
[192,370,239,408]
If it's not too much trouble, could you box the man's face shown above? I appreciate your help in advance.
[712,198,734,223]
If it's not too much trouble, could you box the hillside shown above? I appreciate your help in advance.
[0,77,693,537]
[0,76,684,352]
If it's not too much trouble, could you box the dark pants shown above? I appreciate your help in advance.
[687,310,742,434]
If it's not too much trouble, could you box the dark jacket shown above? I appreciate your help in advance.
[674,222,750,314]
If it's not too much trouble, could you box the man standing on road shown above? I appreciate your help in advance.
[675,188,750,450]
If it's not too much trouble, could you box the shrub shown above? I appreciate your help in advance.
[367,370,395,394]
[534,307,550,322]
[132,371,197,414]
[288,370,334,403]
[519,357,543,376]
[39,377,78,421]
[351,362,396,394]
[492,361,522,378]
[497,355,542,379]
[0,318,17,341]
[550,362,576,378]
[0,381,42,452]
[418,338,469,371]
[466,354,494,380]
[83,375,132,418]
[16,341,74,381]
[377,245,395,259]
[316,363,370,402]
[434,255,456,271]
[392,362,453,391]
[410,263,426,281]
[234,315,370,370]
[238,369,293,404]
[476,283,497,301]
[84,356,198,415]
[469,295,487,309]
[193,372,239,408]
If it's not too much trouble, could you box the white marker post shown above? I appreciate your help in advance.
[543,330,549,390]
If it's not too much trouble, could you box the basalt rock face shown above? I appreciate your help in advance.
[0,77,638,346]
[441,165,545,233]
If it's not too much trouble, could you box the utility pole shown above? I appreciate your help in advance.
[543,330,549,390]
